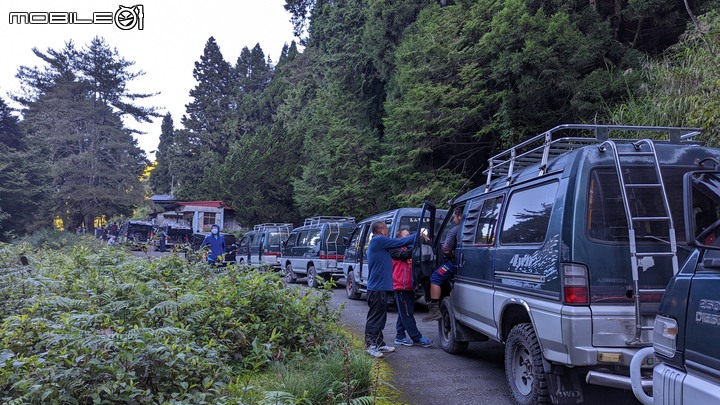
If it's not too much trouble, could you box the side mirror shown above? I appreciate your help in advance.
[343,236,350,246]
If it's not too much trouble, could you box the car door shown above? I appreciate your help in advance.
[344,224,363,278]
[291,230,309,275]
[453,196,504,336]
[282,231,298,267]
[413,202,439,282]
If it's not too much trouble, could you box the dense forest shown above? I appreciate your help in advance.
[2,0,720,239]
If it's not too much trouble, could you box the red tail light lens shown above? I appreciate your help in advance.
[563,263,589,305]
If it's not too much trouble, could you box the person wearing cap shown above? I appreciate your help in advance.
[200,224,226,264]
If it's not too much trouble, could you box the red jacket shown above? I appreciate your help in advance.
[391,246,413,291]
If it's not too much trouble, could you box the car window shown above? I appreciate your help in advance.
[307,229,322,247]
[398,215,436,234]
[586,167,687,242]
[285,232,298,248]
[500,182,558,245]
[363,226,373,257]
[474,197,503,245]
[266,231,287,247]
[348,226,362,251]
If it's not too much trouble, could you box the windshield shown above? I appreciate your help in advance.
[398,214,446,234]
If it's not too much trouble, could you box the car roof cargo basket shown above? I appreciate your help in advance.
[253,223,293,232]
[303,216,355,226]
[483,124,702,190]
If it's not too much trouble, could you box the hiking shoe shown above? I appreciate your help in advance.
[394,337,413,347]
[414,337,433,347]
[365,346,383,358]
[378,345,396,353]
[422,302,442,322]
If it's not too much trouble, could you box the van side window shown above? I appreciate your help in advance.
[307,229,322,248]
[285,232,298,249]
[477,197,503,245]
[462,197,504,246]
[297,231,309,247]
[500,182,558,245]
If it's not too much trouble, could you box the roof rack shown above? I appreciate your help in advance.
[253,223,293,232]
[303,216,355,227]
[484,124,701,190]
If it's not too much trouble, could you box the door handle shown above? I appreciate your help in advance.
[459,252,465,266]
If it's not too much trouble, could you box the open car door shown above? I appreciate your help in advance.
[413,201,438,290]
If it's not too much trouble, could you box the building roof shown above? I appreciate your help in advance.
[150,194,176,203]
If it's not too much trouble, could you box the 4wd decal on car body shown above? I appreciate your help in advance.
[498,234,560,288]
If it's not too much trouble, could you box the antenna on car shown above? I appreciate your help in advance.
[446,165,486,206]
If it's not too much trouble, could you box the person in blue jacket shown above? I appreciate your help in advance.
[200,224,226,264]
[364,221,418,358]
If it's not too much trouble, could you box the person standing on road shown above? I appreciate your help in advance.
[423,206,463,322]
[200,224,226,265]
[364,221,418,358]
[391,229,433,348]
[157,227,167,252]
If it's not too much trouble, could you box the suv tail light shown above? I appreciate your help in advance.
[562,263,589,305]
[264,250,280,256]
[653,315,678,357]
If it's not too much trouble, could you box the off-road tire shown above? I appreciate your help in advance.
[438,297,469,354]
[307,265,319,288]
[284,263,297,284]
[346,270,362,300]
[504,323,549,405]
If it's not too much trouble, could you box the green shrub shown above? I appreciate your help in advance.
[0,242,353,403]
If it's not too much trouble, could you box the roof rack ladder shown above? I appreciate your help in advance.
[599,139,678,346]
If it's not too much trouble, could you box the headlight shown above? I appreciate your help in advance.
[653,315,678,358]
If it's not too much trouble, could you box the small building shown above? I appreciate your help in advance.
[149,195,241,232]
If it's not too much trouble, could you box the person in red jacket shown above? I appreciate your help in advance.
[391,229,433,347]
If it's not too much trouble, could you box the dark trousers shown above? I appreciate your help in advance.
[365,290,389,348]
[394,290,421,341]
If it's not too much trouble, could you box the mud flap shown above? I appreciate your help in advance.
[544,362,583,404]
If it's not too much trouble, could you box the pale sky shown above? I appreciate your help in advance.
[0,0,298,159]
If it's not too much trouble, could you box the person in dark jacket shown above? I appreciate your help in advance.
[423,206,463,322]
[200,224,226,264]
[364,221,417,358]
[391,229,433,347]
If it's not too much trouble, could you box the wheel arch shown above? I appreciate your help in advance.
[499,300,533,343]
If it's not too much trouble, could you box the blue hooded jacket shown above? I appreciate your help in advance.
[201,224,226,261]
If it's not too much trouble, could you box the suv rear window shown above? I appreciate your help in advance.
[587,167,687,243]
[266,231,288,247]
